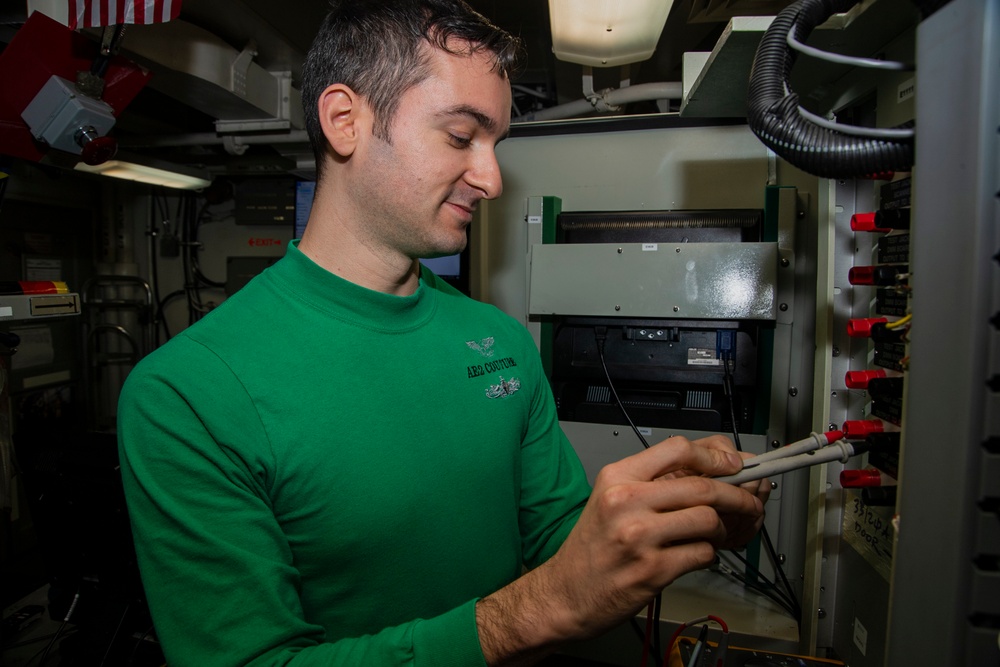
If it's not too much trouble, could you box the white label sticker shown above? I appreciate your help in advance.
[897,78,915,104]
[527,215,542,224]
[687,348,720,366]
[637,427,652,436]
[853,617,868,655]
[642,243,658,251]
[25,258,62,281]
[0,306,12,318]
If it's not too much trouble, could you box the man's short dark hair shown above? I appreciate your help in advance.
[301,0,523,180]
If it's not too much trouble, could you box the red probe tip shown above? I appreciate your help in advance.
[824,430,845,444]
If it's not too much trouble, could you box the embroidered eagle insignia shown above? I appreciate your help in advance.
[466,337,495,358]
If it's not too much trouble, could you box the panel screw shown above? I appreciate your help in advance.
[829,423,837,431]
[798,210,806,218]
[780,258,790,267]
[615,305,621,311]
[613,430,619,436]
[778,553,786,564]
[618,247,623,254]
[673,306,679,312]
[788,387,798,397]
[771,481,778,489]
[779,303,788,311]
[818,608,827,619]
[832,346,841,357]
[770,440,781,449]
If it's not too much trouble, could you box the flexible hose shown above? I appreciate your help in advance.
[747,0,914,178]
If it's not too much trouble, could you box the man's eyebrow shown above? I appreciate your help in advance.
[439,105,510,141]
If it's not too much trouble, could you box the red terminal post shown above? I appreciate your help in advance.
[843,419,885,440]
[847,317,888,338]
[840,469,884,488]
[850,210,911,232]
[851,212,888,233]
[845,369,887,389]
[847,318,905,342]
[848,265,906,286]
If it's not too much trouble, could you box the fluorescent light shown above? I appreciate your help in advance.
[548,0,674,68]
[75,155,212,190]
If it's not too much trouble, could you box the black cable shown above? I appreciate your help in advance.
[126,624,155,667]
[98,601,131,667]
[149,195,165,347]
[594,327,650,449]
[190,199,225,288]
[723,550,798,614]
[721,353,802,621]
[30,590,80,666]
[715,557,798,619]
[594,326,664,666]
[155,290,188,342]
[760,524,801,619]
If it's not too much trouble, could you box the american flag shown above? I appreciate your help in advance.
[28,0,182,29]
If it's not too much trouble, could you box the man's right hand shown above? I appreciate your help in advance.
[475,434,766,666]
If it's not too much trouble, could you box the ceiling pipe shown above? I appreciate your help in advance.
[123,80,685,146]
[120,130,309,149]
[512,81,683,123]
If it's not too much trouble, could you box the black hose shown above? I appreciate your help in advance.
[746,0,914,178]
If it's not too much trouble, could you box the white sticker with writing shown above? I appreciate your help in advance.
[897,78,915,104]
[642,243,658,251]
[853,617,868,655]
[527,215,542,224]
[687,348,720,366]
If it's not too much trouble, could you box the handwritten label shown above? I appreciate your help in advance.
[842,491,894,582]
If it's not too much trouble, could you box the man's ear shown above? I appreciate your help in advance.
[317,84,365,157]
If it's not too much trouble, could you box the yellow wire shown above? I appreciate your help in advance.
[885,313,912,329]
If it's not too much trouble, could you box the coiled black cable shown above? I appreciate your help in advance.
[746,0,914,178]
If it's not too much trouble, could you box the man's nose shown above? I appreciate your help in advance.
[466,146,503,200]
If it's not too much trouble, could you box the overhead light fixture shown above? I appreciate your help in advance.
[548,0,674,68]
[74,152,212,190]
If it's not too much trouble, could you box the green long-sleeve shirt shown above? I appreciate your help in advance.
[118,241,591,666]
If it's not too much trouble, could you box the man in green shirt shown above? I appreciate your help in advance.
[118,1,768,665]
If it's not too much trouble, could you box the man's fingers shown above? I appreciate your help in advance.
[599,436,743,485]
[595,476,764,535]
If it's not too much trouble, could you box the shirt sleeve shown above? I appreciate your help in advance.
[118,339,488,667]
[511,326,592,569]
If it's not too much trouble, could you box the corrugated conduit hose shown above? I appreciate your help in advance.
[746,0,915,178]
